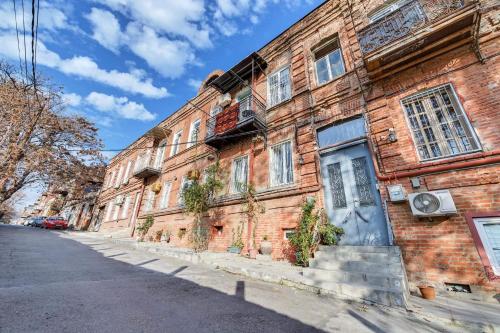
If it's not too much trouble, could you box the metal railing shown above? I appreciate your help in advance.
[358,0,465,55]
[206,94,266,139]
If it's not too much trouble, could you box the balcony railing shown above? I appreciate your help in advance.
[133,154,161,179]
[205,94,266,148]
[358,0,466,55]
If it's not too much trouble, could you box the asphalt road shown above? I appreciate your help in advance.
[0,224,473,333]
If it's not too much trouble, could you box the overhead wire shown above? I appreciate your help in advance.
[21,0,29,82]
[11,0,24,75]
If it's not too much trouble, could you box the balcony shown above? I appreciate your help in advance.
[133,157,161,179]
[358,0,479,77]
[205,94,266,149]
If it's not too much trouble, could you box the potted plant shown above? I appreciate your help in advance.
[418,285,436,300]
[260,235,272,255]
[228,223,244,254]
[161,230,171,243]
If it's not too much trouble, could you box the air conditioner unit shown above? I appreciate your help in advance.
[408,190,457,217]
[115,195,124,205]
[218,93,231,107]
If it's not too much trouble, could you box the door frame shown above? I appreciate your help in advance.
[317,135,394,245]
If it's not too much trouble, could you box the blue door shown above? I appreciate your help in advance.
[320,142,389,246]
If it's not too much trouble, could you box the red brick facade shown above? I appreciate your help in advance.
[96,0,500,295]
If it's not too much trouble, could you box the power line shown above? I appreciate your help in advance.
[31,0,36,85]
[11,0,23,75]
[21,0,29,82]
[34,0,40,72]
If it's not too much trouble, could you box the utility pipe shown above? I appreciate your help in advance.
[376,151,500,181]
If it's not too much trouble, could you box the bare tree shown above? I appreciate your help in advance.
[0,61,104,215]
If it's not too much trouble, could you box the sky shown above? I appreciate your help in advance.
[0,0,320,210]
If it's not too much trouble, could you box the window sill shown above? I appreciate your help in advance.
[312,72,349,91]
[418,149,483,165]
[266,97,292,112]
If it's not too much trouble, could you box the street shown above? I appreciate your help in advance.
[0,225,492,333]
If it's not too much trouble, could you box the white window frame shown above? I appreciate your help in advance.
[170,131,183,156]
[114,165,124,188]
[314,40,346,86]
[269,140,294,187]
[159,181,172,209]
[104,202,113,221]
[187,119,201,148]
[230,155,249,193]
[122,160,133,184]
[401,84,481,162]
[121,195,131,219]
[153,140,167,169]
[178,177,193,206]
[112,202,120,221]
[267,66,291,108]
[473,217,500,276]
[144,190,155,212]
[107,171,114,189]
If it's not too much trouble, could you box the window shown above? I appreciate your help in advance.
[402,84,480,161]
[369,0,408,22]
[270,141,293,187]
[114,165,124,188]
[144,190,155,212]
[178,177,193,206]
[112,202,120,221]
[159,181,172,209]
[208,105,222,137]
[153,140,166,169]
[121,195,131,219]
[122,160,133,184]
[187,119,201,148]
[284,229,295,240]
[107,171,114,189]
[231,156,248,193]
[473,217,500,276]
[170,131,182,156]
[314,38,345,85]
[104,202,113,221]
[268,67,291,107]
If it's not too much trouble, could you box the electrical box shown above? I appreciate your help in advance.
[387,184,406,202]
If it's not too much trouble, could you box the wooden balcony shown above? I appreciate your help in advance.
[205,94,266,149]
[358,0,479,77]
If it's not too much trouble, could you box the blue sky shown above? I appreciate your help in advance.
[1,0,319,159]
[0,0,319,209]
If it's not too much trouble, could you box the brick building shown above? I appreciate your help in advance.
[96,0,499,303]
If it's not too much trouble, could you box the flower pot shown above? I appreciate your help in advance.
[249,248,258,259]
[418,286,436,300]
[227,246,242,254]
[260,241,272,255]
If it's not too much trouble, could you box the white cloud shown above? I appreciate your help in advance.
[0,1,69,32]
[62,93,82,107]
[124,22,196,79]
[94,0,212,48]
[85,8,122,53]
[86,92,156,121]
[187,78,202,91]
[0,32,168,98]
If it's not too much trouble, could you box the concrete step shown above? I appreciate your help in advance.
[301,277,406,307]
[318,245,401,255]
[303,267,404,289]
[309,257,404,275]
[314,250,400,263]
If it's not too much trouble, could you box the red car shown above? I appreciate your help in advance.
[42,217,69,230]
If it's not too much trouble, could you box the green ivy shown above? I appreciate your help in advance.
[289,198,343,267]
[136,215,154,239]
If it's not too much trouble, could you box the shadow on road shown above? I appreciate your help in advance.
[0,225,325,333]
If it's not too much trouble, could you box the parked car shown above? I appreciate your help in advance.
[29,217,46,227]
[41,217,68,230]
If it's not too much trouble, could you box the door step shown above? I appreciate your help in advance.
[302,246,409,308]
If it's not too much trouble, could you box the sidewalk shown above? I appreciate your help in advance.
[68,231,500,332]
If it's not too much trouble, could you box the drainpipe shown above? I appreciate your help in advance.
[247,139,257,258]
[130,180,146,237]
[376,151,500,181]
